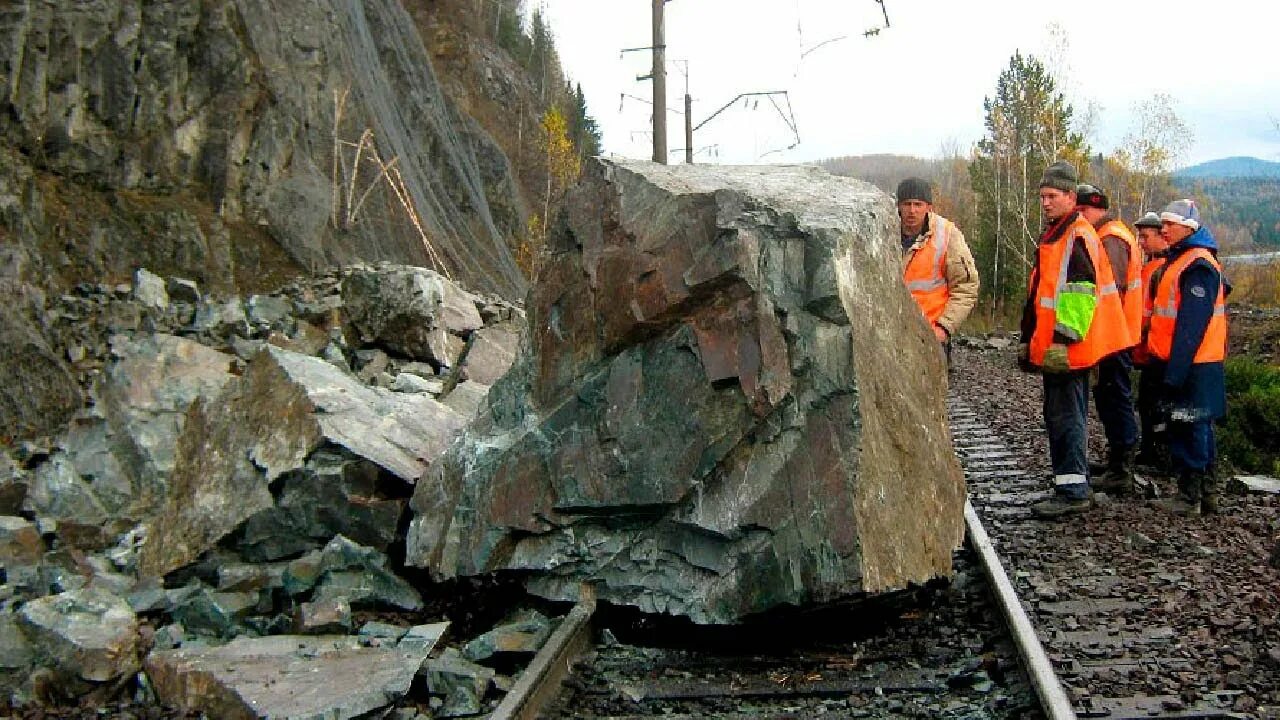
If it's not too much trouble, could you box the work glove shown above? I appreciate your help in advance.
[933,325,949,342]
[1016,343,1036,373]
[1041,343,1070,374]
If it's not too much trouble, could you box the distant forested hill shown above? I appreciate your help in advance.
[1175,156,1280,179]
[1173,176,1280,247]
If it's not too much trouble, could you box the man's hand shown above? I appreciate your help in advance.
[933,325,949,342]
[1016,343,1035,373]
[1042,343,1071,373]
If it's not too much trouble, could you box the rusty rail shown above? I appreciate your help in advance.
[490,587,597,720]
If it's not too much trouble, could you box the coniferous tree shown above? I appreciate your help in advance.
[969,51,1089,322]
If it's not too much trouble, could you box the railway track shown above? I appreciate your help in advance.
[493,383,1265,719]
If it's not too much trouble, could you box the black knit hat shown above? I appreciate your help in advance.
[1038,161,1078,193]
[896,177,933,204]
[1076,183,1109,210]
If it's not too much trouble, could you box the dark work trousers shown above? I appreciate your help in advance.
[1043,370,1091,499]
[1136,364,1167,460]
[1093,350,1139,453]
[1169,420,1215,474]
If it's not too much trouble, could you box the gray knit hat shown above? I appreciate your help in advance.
[896,177,933,204]
[1038,161,1079,193]
[1160,199,1201,230]
[1134,211,1162,229]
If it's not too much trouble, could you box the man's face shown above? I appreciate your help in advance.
[1138,227,1168,254]
[898,199,930,233]
[1039,187,1076,222]
[1161,221,1194,245]
[1079,206,1107,225]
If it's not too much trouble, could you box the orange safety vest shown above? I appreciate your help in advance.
[1027,214,1133,370]
[1131,255,1167,366]
[902,213,952,327]
[1146,248,1227,364]
[1097,220,1143,342]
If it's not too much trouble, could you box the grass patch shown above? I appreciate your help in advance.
[1219,357,1280,476]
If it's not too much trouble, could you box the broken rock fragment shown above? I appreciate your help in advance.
[138,346,467,577]
[408,159,965,623]
[342,264,483,365]
[18,587,140,683]
[146,635,431,720]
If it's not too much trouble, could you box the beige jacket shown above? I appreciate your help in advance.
[901,212,980,335]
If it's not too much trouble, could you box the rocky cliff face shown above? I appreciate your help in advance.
[407,159,967,623]
[0,0,535,438]
[0,0,526,302]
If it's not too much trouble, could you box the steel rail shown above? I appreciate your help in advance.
[964,498,1077,720]
[490,586,597,720]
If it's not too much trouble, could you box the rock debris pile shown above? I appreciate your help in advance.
[1,262,542,717]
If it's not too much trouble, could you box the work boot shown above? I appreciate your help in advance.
[1200,469,1221,515]
[1150,472,1202,517]
[1092,446,1137,495]
[1031,492,1094,519]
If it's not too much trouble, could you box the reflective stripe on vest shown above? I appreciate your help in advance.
[1146,247,1227,364]
[903,214,951,324]
[1098,220,1143,340]
[1027,215,1134,369]
[1132,256,1168,366]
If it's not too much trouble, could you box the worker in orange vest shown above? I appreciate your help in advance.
[1075,185,1142,494]
[1017,162,1133,518]
[1131,211,1172,474]
[897,177,980,364]
[1146,199,1228,516]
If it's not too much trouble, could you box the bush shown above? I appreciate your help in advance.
[1218,357,1280,475]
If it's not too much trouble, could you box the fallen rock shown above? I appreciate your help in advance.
[246,294,293,328]
[399,621,450,652]
[462,609,553,662]
[0,452,25,515]
[132,269,169,309]
[146,635,431,720]
[170,587,259,638]
[307,536,423,611]
[342,264,483,364]
[295,599,352,634]
[0,516,43,566]
[139,346,468,577]
[407,160,965,623]
[96,333,236,513]
[236,450,405,560]
[0,303,82,441]
[18,588,140,683]
[422,648,496,717]
[461,325,520,385]
[391,372,438,394]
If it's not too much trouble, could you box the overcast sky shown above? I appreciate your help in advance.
[541,0,1280,168]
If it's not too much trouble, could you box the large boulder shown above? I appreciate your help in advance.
[341,264,483,365]
[406,159,965,623]
[138,346,469,578]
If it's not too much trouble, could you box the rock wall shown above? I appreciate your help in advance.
[406,159,966,623]
[0,0,526,302]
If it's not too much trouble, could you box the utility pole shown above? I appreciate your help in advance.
[651,0,667,163]
[684,92,692,164]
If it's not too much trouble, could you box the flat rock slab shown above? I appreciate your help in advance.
[145,635,431,720]
[408,159,965,623]
[18,588,140,682]
[138,346,468,577]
